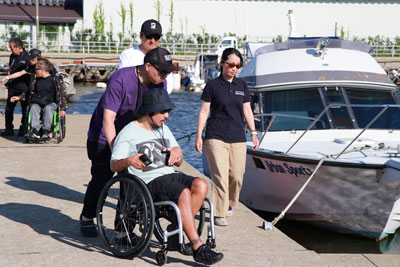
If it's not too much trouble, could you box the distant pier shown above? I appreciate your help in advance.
[0,53,195,100]
[1,52,400,101]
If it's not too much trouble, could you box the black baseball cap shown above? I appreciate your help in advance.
[141,19,162,38]
[28,48,41,59]
[144,47,178,74]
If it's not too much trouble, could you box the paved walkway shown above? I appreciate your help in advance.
[0,114,399,266]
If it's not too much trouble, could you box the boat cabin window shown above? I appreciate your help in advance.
[253,87,400,132]
[259,88,328,131]
[321,87,353,129]
[346,89,400,129]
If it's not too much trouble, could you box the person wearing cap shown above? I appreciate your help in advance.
[118,19,174,94]
[110,87,224,265]
[10,57,67,139]
[1,37,30,137]
[0,49,58,85]
[80,47,178,238]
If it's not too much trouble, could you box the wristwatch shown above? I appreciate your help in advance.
[250,130,257,135]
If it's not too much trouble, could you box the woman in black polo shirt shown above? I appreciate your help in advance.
[195,48,259,226]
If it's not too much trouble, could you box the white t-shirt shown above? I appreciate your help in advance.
[119,45,174,94]
[119,45,145,69]
[111,121,179,184]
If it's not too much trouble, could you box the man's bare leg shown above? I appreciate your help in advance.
[177,188,204,250]
[190,178,208,215]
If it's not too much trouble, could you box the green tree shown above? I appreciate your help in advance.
[168,1,174,34]
[199,24,206,43]
[340,26,345,40]
[153,0,162,22]
[93,1,105,36]
[118,3,127,39]
[129,2,134,36]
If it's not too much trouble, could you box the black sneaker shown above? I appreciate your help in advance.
[193,244,223,265]
[167,223,193,255]
[42,129,51,139]
[18,126,27,136]
[30,129,41,139]
[80,215,98,238]
[1,128,14,136]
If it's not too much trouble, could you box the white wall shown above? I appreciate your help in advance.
[77,0,400,39]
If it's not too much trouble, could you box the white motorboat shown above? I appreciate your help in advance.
[238,37,400,240]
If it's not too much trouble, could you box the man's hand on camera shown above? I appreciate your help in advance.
[128,154,148,170]
[164,147,183,166]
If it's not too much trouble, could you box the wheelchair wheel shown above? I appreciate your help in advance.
[97,173,155,258]
[153,203,205,245]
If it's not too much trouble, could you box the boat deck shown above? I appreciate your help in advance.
[254,129,400,166]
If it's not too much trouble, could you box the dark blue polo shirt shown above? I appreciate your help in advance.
[7,49,30,92]
[201,74,251,143]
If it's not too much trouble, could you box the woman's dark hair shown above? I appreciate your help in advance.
[220,47,243,69]
[36,57,54,73]
[8,37,23,48]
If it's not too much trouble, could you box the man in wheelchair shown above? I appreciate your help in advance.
[110,88,224,265]
[10,57,66,139]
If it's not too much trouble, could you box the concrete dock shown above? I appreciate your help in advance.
[1,114,400,266]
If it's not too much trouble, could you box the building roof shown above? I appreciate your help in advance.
[0,0,82,24]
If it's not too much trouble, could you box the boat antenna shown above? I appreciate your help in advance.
[287,10,300,38]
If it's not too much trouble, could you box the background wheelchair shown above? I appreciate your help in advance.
[96,172,216,265]
[25,105,66,143]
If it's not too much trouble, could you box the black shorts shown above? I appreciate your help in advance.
[147,172,196,202]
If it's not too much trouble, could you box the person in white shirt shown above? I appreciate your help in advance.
[119,19,174,94]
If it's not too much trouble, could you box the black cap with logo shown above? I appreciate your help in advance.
[144,47,178,74]
[141,19,162,38]
[28,48,41,59]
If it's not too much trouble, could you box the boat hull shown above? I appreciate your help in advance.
[240,149,400,239]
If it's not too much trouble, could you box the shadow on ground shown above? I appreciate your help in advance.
[1,177,204,265]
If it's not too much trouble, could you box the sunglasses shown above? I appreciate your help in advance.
[224,61,242,69]
[145,34,161,41]
[160,109,171,114]
[151,63,168,77]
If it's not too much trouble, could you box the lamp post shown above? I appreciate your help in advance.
[36,0,40,47]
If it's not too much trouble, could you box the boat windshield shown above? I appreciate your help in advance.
[255,87,400,131]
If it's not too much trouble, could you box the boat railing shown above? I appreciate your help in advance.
[255,103,400,159]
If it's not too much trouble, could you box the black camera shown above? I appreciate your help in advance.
[162,150,171,166]
[139,154,152,165]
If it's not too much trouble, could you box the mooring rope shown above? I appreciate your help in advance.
[270,145,374,226]
[176,131,197,141]
[271,156,328,226]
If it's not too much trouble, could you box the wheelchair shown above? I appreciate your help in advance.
[25,104,66,143]
[96,172,216,265]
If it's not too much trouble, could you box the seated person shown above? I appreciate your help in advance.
[110,88,223,265]
[10,57,67,139]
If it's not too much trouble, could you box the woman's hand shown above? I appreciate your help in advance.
[195,136,203,154]
[10,96,20,103]
[60,111,66,117]
[251,134,260,151]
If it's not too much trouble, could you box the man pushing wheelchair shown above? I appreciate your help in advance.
[110,88,223,265]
